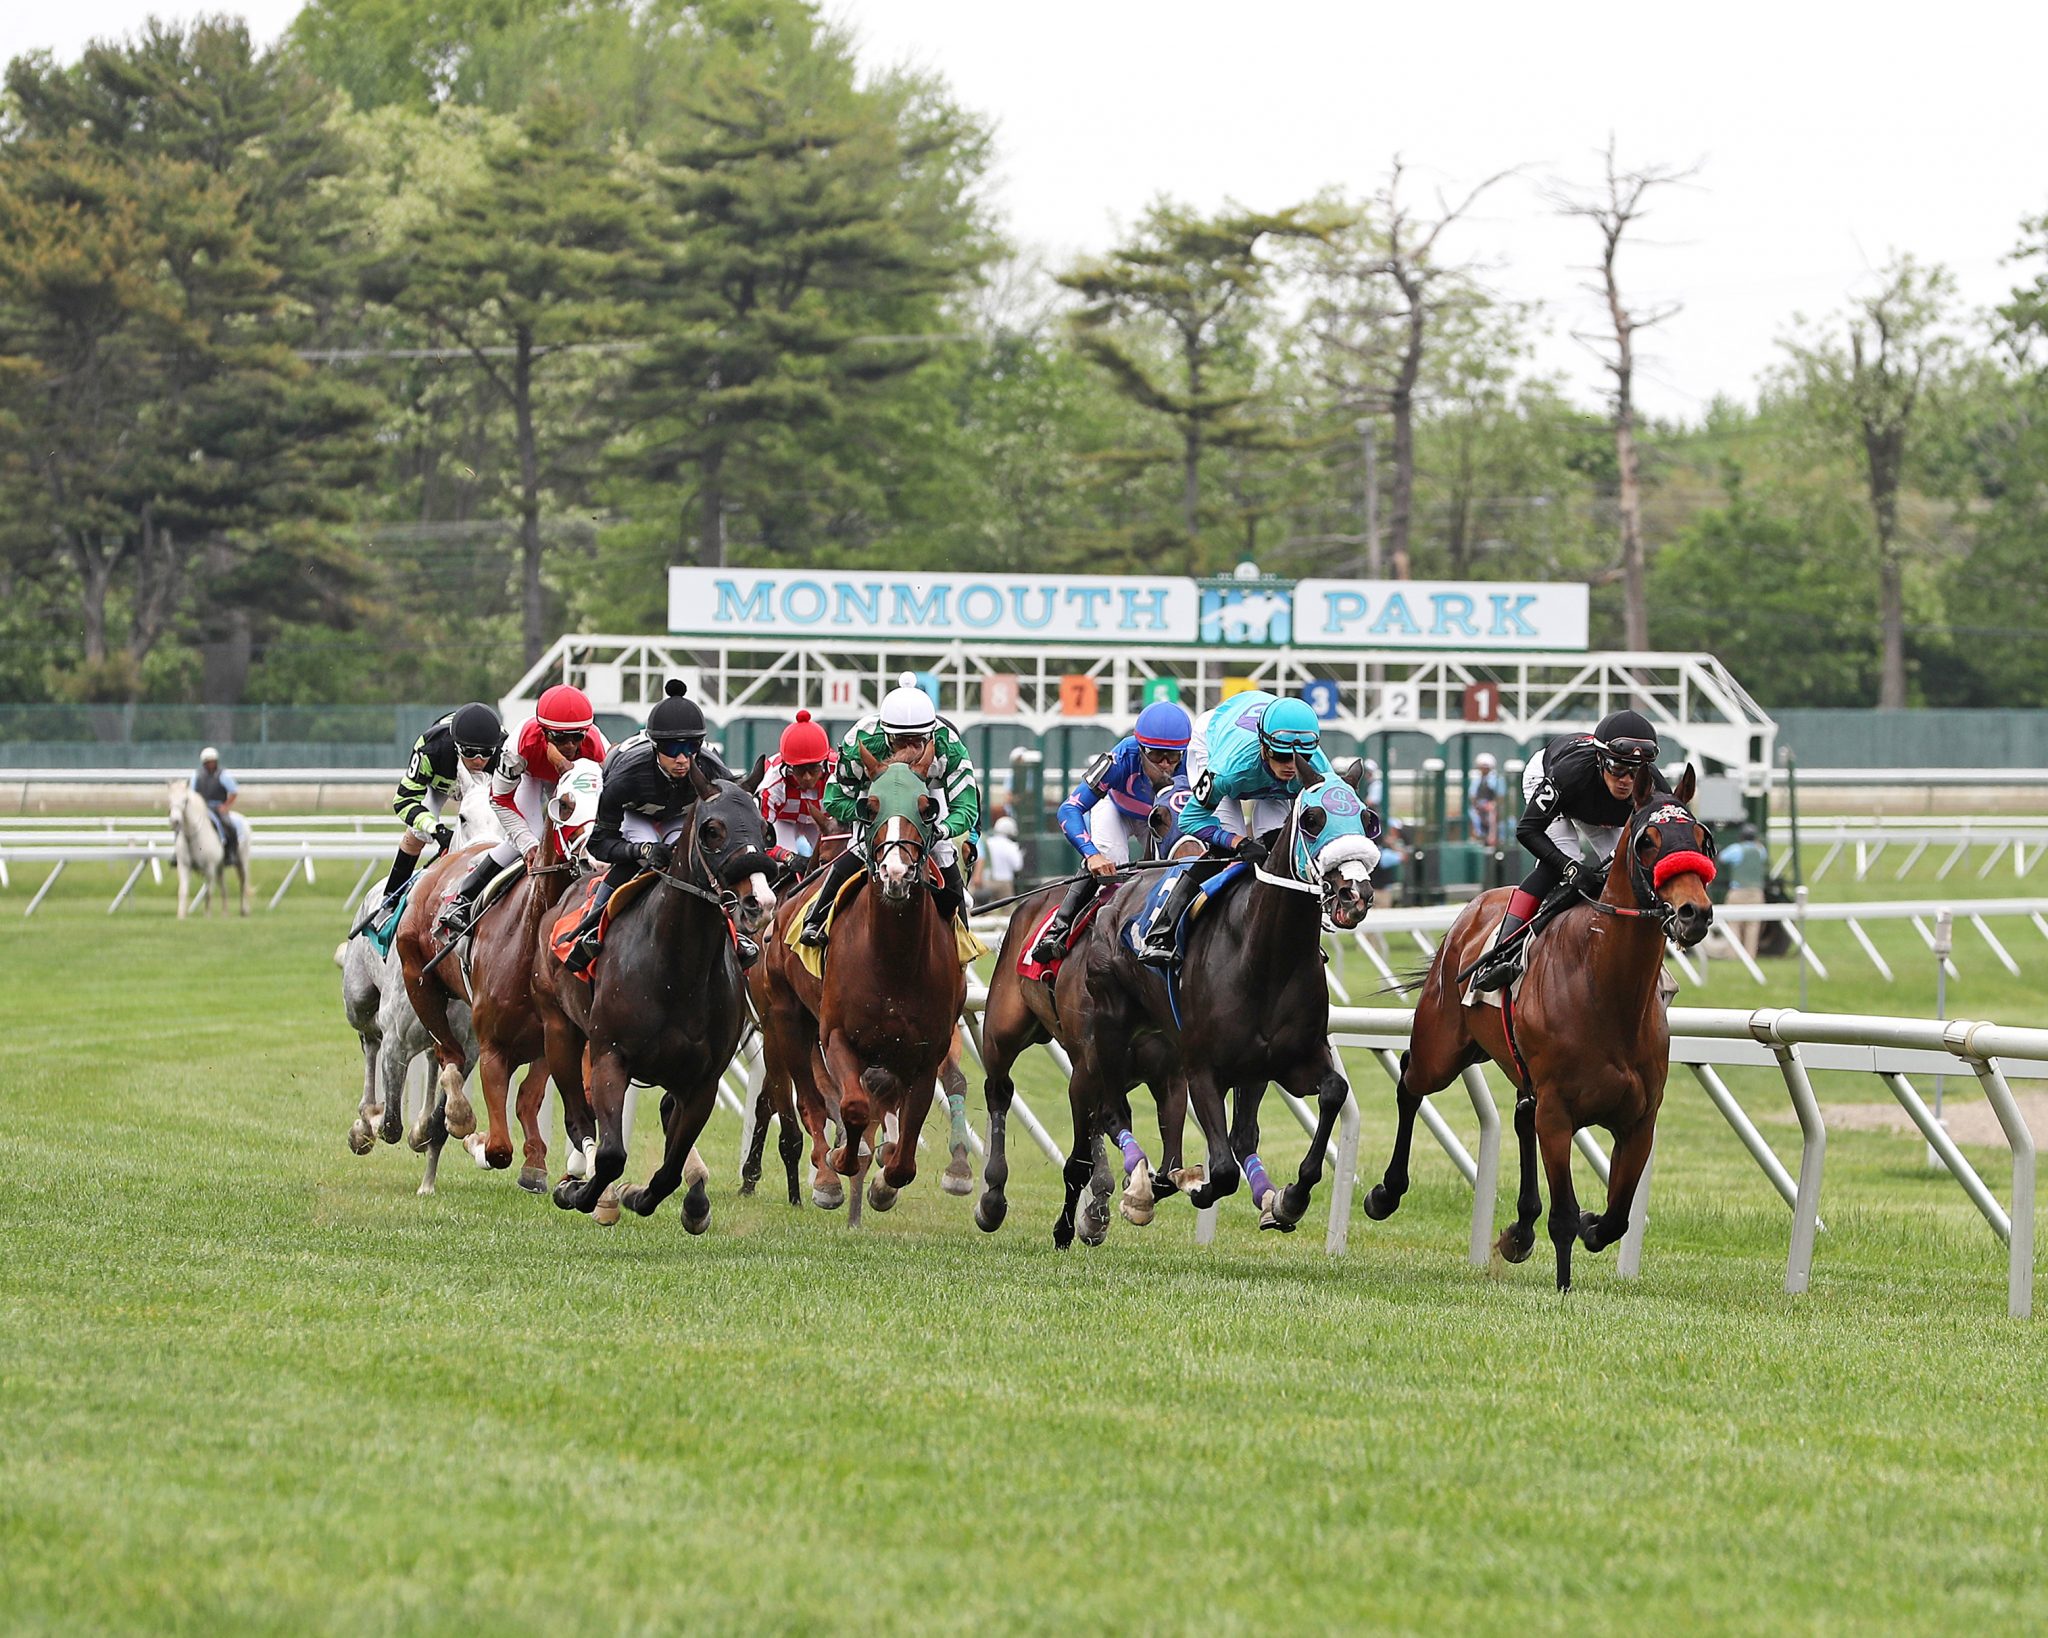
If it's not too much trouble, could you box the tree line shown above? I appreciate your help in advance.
[2,1,2044,714]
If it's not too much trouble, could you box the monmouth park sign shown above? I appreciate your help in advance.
[668,569,1587,651]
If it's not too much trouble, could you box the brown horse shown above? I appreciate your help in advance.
[752,750,965,1227]
[536,775,777,1231]
[975,808,1201,1240]
[1363,765,1716,1290]
[397,776,595,1193]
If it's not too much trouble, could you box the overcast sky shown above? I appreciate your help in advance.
[9,1,2043,420]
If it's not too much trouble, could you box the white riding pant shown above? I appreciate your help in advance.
[1184,718,1290,845]
[486,772,551,867]
[1085,801,1142,865]
[771,815,821,857]
[621,811,689,850]
[211,809,251,860]
[1521,750,1621,869]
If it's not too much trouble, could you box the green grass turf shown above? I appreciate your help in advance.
[2,865,2046,1635]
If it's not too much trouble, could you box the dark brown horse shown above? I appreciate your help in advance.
[975,808,1200,1241]
[1363,765,1716,1290]
[751,751,965,1227]
[1051,780,1376,1248]
[396,781,591,1193]
[535,776,778,1231]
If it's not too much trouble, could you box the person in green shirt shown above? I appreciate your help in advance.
[799,674,982,947]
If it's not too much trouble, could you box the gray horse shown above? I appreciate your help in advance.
[170,780,250,918]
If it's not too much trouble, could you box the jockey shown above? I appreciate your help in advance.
[193,747,249,866]
[1028,699,1192,965]
[1136,692,1335,966]
[379,702,503,904]
[435,684,608,934]
[757,709,834,867]
[800,675,981,948]
[563,679,750,972]
[1467,708,1673,992]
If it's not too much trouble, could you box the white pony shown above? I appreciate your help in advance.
[169,779,250,918]
[335,772,499,1193]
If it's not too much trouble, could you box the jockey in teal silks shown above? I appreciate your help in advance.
[1134,691,1332,967]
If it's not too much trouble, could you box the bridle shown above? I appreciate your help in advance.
[651,818,740,914]
[1577,799,1716,934]
[865,810,932,891]
[1254,814,1376,932]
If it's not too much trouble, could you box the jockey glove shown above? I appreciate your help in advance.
[634,842,672,871]
[1559,859,1581,886]
[433,826,453,855]
[1233,836,1269,864]
[410,812,438,841]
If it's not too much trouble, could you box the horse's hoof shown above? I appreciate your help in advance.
[444,1092,476,1140]
[681,1180,711,1236]
[406,1121,432,1154]
[379,1116,403,1146]
[812,1182,845,1211]
[867,1175,898,1212]
[739,1177,758,1198]
[464,1133,489,1168]
[1275,1181,1311,1228]
[593,1187,621,1227]
[1119,1197,1154,1228]
[1051,1219,1075,1250]
[551,1178,582,1211]
[347,1121,374,1157]
[1169,1166,1205,1194]
[1257,1188,1296,1233]
[416,1181,436,1197]
[828,1145,858,1177]
[1363,1184,1401,1222]
[517,1166,548,1194]
[1078,1212,1108,1247]
[1495,1224,1535,1265]
[620,1185,651,1217]
[941,1155,975,1197]
[974,1193,1007,1233]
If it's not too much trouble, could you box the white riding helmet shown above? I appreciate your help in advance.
[879,671,937,738]
[1475,752,1497,770]
[200,746,221,764]
[994,814,1019,839]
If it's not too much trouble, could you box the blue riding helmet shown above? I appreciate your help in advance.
[1133,700,1193,749]
[1258,696,1322,756]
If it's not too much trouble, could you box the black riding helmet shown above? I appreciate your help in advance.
[1593,708,1659,775]
[450,701,504,758]
[647,678,706,755]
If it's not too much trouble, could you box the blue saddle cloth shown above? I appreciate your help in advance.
[1119,860,1250,1027]
[362,875,420,960]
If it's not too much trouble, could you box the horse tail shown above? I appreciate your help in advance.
[1375,967,1431,997]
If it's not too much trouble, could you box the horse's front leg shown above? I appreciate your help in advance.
[938,1036,974,1197]
[1052,1072,1102,1251]
[821,1030,870,1180]
[1582,1114,1656,1254]
[513,1061,549,1193]
[1182,1068,1239,1209]
[1535,1095,1581,1292]
[1365,1051,1422,1223]
[1274,1054,1352,1231]
[1495,1095,1542,1264]
[177,862,191,920]
[622,1079,720,1234]
[349,1035,379,1155]
[554,1048,628,1215]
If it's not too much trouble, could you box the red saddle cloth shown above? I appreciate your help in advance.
[548,878,607,981]
[1016,893,1104,983]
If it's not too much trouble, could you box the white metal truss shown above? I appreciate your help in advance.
[504,634,1776,777]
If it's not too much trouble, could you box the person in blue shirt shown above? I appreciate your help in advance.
[1028,700,1192,964]
[1466,751,1504,847]
[1135,692,1335,966]
[193,747,251,867]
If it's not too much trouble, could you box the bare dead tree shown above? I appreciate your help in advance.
[1310,159,1513,579]
[1552,140,1697,652]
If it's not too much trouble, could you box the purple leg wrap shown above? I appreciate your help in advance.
[1117,1129,1145,1176]
[1243,1152,1273,1202]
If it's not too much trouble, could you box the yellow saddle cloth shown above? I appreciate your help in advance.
[785,873,989,981]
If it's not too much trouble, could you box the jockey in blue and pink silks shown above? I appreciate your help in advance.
[1027,699,1194,967]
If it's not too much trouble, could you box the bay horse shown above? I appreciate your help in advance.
[1363,765,1715,1291]
[751,749,966,1227]
[396,760,603,1195]
[1051,777,1377,1248]
[976,805,1199,1241]
[169,780,249,918]
[537,774,777,1232]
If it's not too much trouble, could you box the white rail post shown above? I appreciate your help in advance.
[266,853,306,911]
[1459,1064,1501,1267]
[1931,911,1953,1166]
[1756,1013,1826,1295]
[1617,1138,1654,1278]
[1688,1063,1803,1214]
[24,859,65,916]
[1966,1053,2035,1320]
[1325,1092,1362,1256]
[108,856,149,913]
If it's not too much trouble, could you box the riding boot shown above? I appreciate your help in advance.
[1468,887,1543,992]
[734,930,762,969]
[1136,861,1220,967]
[799,849,862,947]
[383,846,419,899]
[565,877,619,974]
[1030,870,1101,966]
[436,853,499,934]
[933,857,970,923]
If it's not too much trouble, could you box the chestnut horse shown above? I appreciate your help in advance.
[752,751,965,1227]
[396,761,601,1194]
[1051,778,1377,1248]
[537,776,777,1232]
[1363,765,1716,1290]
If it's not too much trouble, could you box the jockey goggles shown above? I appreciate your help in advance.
[654,735,703,759]
[1596,737,1659,775]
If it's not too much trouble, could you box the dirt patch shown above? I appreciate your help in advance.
[1766,1090,2048,1147]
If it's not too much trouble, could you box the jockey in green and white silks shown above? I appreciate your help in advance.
[799,674,982,947]
[1136,691,1333,965]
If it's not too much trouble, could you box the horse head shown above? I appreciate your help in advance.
[1616,763,1715,948]
[693,778,779,935]
[1290,777,1379,931]
[548,759,606,866]
[854,761,935,906]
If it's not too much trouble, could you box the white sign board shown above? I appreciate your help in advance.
[1293,579,1588,650]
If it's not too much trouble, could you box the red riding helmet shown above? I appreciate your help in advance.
[536,684,595,732]
[780,709,832,765]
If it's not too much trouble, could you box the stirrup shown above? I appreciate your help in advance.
[435,894,473,934]
[1135,924,1177,967]
[1029,920,1071,966]
[798,919,828,948]
[736,934,762,970]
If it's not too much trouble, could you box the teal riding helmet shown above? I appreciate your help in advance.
[1258,696,1322,755]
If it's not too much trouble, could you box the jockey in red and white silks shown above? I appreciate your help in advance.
[758,709,833,862]
[486,685,609,871]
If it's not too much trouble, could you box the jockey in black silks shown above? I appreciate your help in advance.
[1465,708,1672,994]
[562,679,756,974]
[377,702,504,904]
